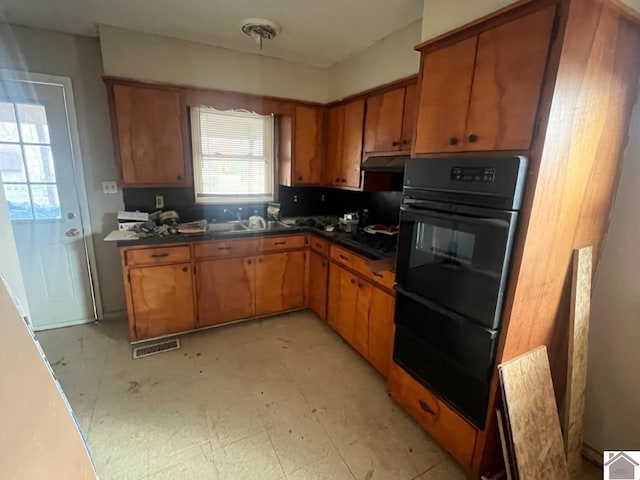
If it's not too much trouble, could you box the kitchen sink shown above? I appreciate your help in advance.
[263,221,292,231]
[207,221,250,233]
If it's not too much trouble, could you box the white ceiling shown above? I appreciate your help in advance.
[0,0,424,67]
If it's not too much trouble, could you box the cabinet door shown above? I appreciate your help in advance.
[334,268,359,346]
[414,37,478,154]
[400,83,418,148]
[308,251,328,321]
[465,6,556,151]
[353,279,372,358]
[340,99,365,188]
[113,85,186,186]
[293,106,324,185]
[368,287,396,377]
[255,251,306,316]
[196,257,255,327]
[363,88,405,153]
[325,105,344,187]
[129,263,195,340]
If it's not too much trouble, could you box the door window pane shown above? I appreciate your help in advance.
[0,102,19,141]
[4,184,33,220]
[24,145,56,182]
[17,104,50,144]
[0,144,27,182]
[31,184,60,219]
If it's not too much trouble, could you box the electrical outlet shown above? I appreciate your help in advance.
[321,194,326,202]
[155,195,164,209]
[102,181,118,195]
[293,195,298,203]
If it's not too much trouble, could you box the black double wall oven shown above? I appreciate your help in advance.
[393,157,527,429]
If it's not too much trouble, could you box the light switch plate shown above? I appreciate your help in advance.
[102,181,118,195]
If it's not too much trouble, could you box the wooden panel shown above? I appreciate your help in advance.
[562,247,592,476]
[340,99,365,188]
[309,235,329,256]
[196,257,255,327]
[129,263,195,340]
[363,87,405,153]
[260,235,306,252]
[308,250,329,321]
[388,362,478,467]
[278,115,293,187]
[367,287,395,377]
[255,251,307,316]
[498,347,569,480]
[327,263,341,330]
[353,279,372,357]
[334,267,360,348]
[401,82,418,148]
[293,106,324,185]
[193,239,259,259]
[325,105,344,187]
[125,245,191,266]
[465,6,556,151]
[413,37,477,154]
[113,85,186,186]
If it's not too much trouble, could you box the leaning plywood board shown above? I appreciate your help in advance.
[499,346,569,480]
[562,247,592,476]
[496,408,515,480]
[0,274,96,479]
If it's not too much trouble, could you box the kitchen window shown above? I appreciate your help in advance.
[191,107,275,204]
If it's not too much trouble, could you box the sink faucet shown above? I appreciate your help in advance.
[223,208,242,221]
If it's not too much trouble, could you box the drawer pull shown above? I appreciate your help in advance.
[358,283,363,288]
[350,279,356,285]
[315,242,323,248]
[218,246,232,251]
[182,266,188,272]
[274,241,287,246]
[247,259,252,265]
[151,252,170,258]
[418,399,436,416]
[339,254,349,261]
[372,272,384,278]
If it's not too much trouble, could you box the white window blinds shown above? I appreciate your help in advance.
[191,107,275,204]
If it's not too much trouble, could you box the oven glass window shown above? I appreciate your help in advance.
[415,224,476,269]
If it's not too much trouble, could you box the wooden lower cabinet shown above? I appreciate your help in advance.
[128,263,195,340]
[196,257,255,327]
[255,251,307,316]
[328,262,395,375]
[308,250,328,321]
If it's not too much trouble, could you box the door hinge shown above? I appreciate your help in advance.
[532,118,541,140]
[551,14,560,42]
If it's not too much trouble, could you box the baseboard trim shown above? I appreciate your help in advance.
[583,443,603,467]
[34,317,95,331]
[102,310,127,321]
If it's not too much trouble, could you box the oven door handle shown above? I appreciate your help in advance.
[394,285,498,335]
[400,206,511,229]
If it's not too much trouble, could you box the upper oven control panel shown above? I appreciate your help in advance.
[451,167,496,183]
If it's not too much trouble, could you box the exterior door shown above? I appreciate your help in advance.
[0,78,94,330]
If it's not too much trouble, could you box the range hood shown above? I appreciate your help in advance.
[361,155,408,173]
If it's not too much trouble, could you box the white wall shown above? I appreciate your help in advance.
[583,101,640,452]
[99,25,330,103]
[0,23,126,316]
[327,20,421,101]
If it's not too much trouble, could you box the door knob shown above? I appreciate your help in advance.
[65,228,80,237]
[67,212,77,219]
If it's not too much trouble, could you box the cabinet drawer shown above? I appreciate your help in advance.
[260,235,306,252]
[331,245,395,291]
[309,235,329,256]
[368,269,395,291]
[125,246,191,266]
[388,362,477,467]
[194,239,259,259]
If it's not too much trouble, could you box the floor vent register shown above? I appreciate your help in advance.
[132,338,180,359]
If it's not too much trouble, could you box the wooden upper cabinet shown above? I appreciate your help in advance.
[364,83,418,154]
[325,100,364,189]
[255,251,306,316]
[129,263,195,341]
[414,6,556,154]
[465,6,556,151]
[111,84,187,186]
[293,106,324,185]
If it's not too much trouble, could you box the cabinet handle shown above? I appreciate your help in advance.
[322,261,326,267]
[341,178,347,183]
[218,246,232,251]
[151,252,169,258]
[350,279,356,285]
[358,283,363,288]
[418,400,435,416]
[177,175,182,180]
[468,134,478,143]
[274,241,286,246]
[182,266,188,273]
[392,140,400,146]
[335,177,340,182]
[339,254,349,261]
[402,139,409,145]
[247,259,252,265]
[315,242,323,248]
[372,272,384,278]
[449,137,459,146]
[298,176,303,181]
[258,258,263,263]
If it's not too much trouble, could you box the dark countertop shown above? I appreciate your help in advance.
[115,225,395,260]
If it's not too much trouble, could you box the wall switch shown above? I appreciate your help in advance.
[102,181,118,195]
[155,195,164,209]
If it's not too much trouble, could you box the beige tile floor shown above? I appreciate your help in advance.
[37,310,603,480]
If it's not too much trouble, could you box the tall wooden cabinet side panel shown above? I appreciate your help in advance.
[341,100,365,188]
[464,6,557,151]
[112,84,187,186]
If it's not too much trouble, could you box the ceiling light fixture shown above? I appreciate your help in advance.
[241,18,281,51]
